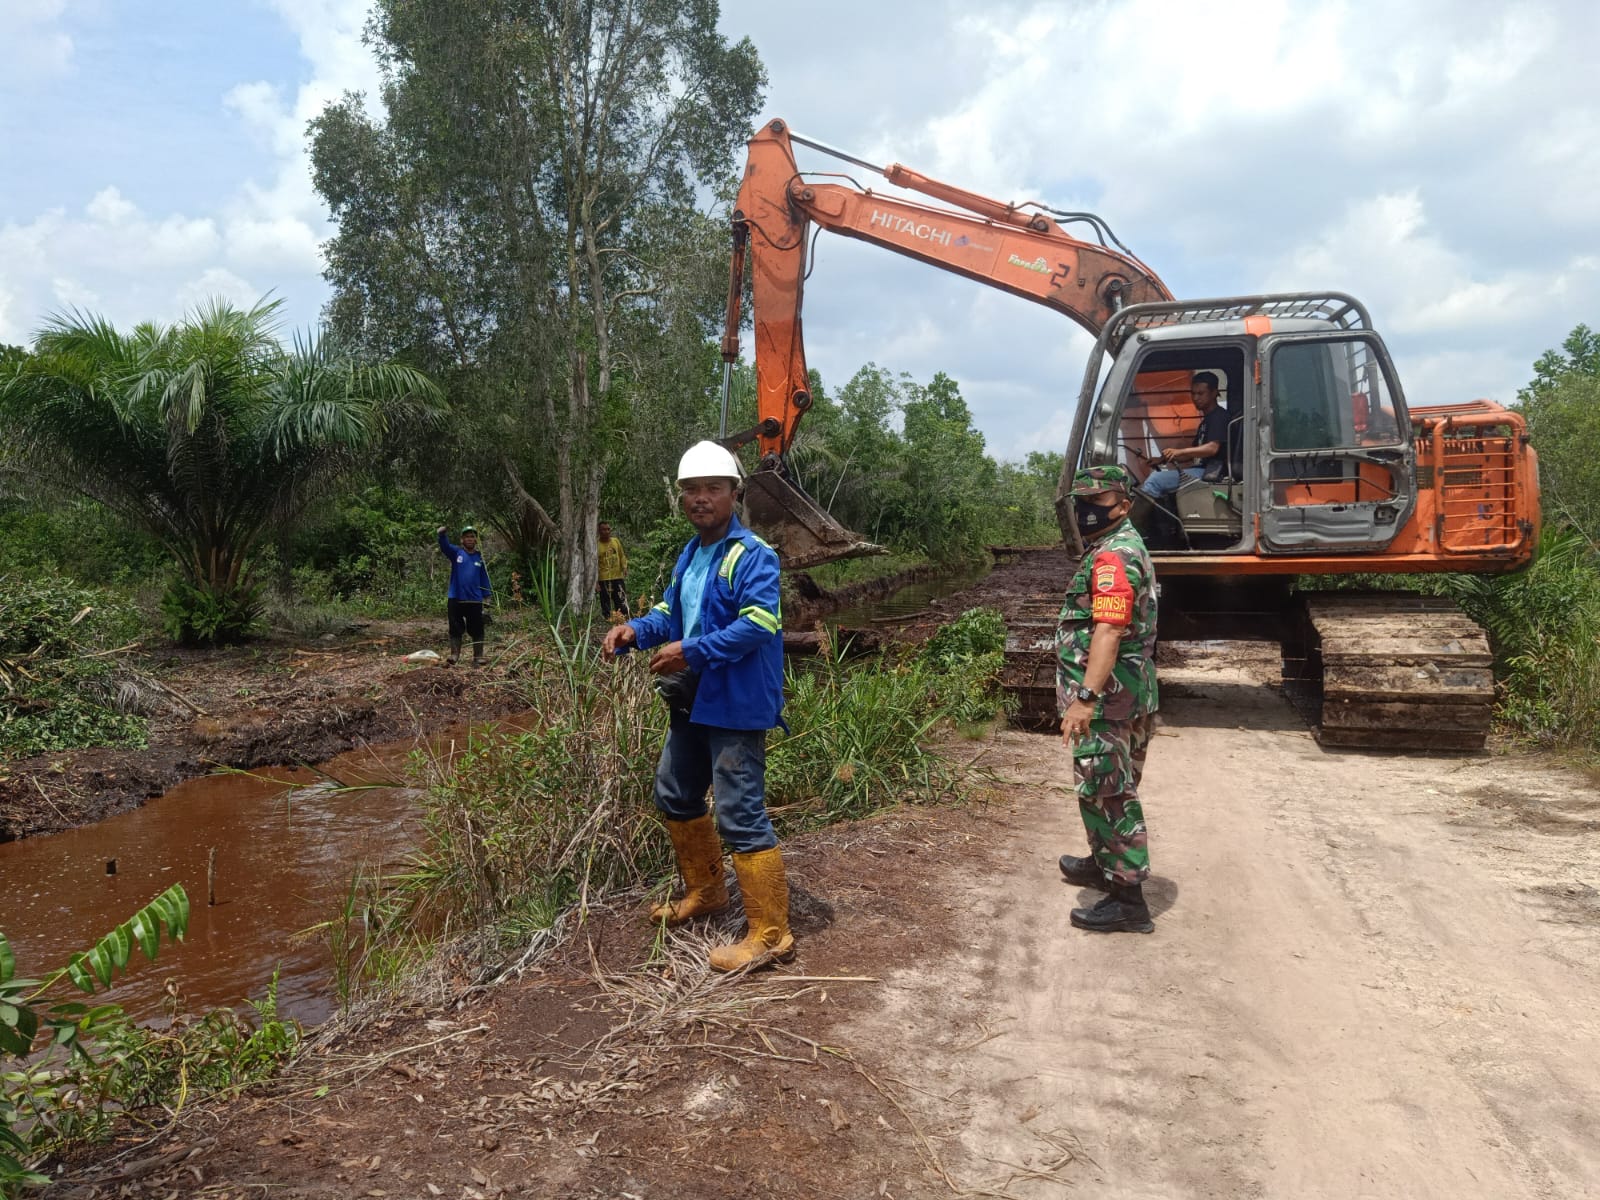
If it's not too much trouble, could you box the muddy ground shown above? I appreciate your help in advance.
[43,643,1600,1199]
[0,619,524,841]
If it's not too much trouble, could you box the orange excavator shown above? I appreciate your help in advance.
[716,118,1540,750]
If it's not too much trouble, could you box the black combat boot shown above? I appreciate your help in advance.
[446,636,462,666]
[471,640,486,668]
[1058,854,1111,890]
[1070,882,1154,934]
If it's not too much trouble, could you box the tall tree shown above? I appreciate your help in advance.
[1519,322,1600,540]
[311,0,764,608]
[0,301,442,642]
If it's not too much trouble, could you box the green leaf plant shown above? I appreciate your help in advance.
[0,885,188,1195]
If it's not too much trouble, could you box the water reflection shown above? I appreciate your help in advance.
[826,563,993,626]
[0,725,501,1027]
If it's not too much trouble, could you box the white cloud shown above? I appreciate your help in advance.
[1272,190,1600,358]
[720,0,1600,455]
[0,0,74,78]
[4,0,1599,468]
[174,267,261,313]
[0,287,22,347]
[50,276,99,311]
[0,2,383,344]
[224,213,324,273]
[0,190,233,334]
[1391,345,1533,412]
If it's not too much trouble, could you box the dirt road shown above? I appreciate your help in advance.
[852,645,1600,1198]
[61,646,1600,1198]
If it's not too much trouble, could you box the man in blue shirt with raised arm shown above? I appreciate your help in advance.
[602,441,790,972]
[436,524,492,667]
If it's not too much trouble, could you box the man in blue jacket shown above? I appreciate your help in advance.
[436,524,492,666]
[601,441,790,972]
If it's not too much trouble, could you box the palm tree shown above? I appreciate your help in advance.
[0,299,445,643]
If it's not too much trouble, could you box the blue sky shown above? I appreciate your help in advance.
[4,0,1598,461]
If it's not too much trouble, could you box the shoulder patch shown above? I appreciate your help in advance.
[1089,550,1134,626]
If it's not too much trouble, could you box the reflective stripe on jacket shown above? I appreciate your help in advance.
[626,513,785,731]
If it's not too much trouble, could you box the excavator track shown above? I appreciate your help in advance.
[1296,593,1495,751]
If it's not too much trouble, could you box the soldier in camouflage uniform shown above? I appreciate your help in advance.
[1056,464,1160,933]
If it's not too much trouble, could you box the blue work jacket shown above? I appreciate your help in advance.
[627,514,785,731]
[438,532,493,602]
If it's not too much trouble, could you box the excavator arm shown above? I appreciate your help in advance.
[721,118,1173,568]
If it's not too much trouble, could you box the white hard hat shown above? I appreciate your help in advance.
[676,440,742,484]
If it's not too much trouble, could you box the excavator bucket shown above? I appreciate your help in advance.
[742,468,884,571]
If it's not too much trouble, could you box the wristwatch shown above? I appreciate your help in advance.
[1074,685,1101,704]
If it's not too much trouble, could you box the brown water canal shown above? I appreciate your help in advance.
[0,720,527,1028]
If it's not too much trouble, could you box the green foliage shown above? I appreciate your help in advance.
[368,617,995,967]
[74,977,299,1117]
[755,363,1061,563]
[917,607,1011,727]
[310,0,765,609]
[397,625,670,950]
[1443,526,1600,746]
[1,887,189,1194]
[1519,330,1600,539]
[1519,323,1600,406]
[277,484,451,613]
[160,578,264,646]
[766,646,964,827]
[634,512,696,606]
[523,548,563,627]
[0,498,166,588]
[0,300,444,645]
[0,576,147,760]
[921,606,1007,665]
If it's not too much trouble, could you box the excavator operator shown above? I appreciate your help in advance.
[1133,372,1229,546]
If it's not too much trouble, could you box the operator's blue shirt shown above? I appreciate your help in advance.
[626,513,785,731]
[437,532,493,602]
[678,541,719,637]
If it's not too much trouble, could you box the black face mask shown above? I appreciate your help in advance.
[1074,497,1120,537]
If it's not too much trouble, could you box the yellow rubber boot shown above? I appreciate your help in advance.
[709,847,796,972]
[649,815,729,925]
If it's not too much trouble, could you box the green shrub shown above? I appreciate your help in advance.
[0,499,166,589]
[1444,525,1600,746]
[767,647,963,827]
[1,887,190,1195]
[917,607,1011,726]
[0,576,148,760]
[159,578,264,646]
[368,613,996,970]
[1303,527,1600,748]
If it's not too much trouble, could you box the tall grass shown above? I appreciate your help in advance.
[372,611,1005,968]
[766,648,959,829]
[1443,525,1600,747]
[400,623,669,953]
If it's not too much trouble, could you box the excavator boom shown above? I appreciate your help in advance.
[721,118,1172,569]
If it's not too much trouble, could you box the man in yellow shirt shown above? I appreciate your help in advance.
[596,520,629,616]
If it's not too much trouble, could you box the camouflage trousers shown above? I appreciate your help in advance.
[1070,713,1155,885]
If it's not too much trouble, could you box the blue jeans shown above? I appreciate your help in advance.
[1141,466,1203,502]
[653,718,776,853]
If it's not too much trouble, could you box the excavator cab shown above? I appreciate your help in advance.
[1062,293,1418,561]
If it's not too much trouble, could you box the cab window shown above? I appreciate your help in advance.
[1270,338,1402,452]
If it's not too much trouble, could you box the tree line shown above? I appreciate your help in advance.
[2,0,1597,661]
[0,2,1070,642]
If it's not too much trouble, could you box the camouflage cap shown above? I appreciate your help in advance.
[1069,464,1133,498]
